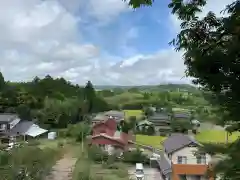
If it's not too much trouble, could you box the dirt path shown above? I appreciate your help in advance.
[45,153,77,180]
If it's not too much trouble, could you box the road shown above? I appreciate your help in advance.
[128,167,163,180]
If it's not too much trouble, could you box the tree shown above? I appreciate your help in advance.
[168,0,240,179]
[143,107,154,117]
[0,72,5,91]
[124,0,153,8]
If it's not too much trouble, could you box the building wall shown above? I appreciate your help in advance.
[172,164,213,180]
[171,146,211,165]
[91,136,124,149]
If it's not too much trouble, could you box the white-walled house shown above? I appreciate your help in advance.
[158,134,215,180]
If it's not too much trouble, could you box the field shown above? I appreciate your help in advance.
[123,110,143,120]
[136,130,240,149]
[136,134,166,149]
[195,130,240,143]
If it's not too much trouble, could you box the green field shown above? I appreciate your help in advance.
[123,110,143,120]
[136,135,166,149]
[195,130,240,143]
[136,130,240,149]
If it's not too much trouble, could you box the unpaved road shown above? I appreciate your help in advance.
[45,153,77,180]
[128,167,162,180]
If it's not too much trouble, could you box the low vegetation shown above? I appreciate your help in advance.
[72,145,145,180]
[0,145,62,180]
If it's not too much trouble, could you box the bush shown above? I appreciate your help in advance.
[87,145,108,163]
[122,149,148,164]
[0,146,61,180]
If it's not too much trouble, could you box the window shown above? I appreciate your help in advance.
[179,175,187,180]
[177,156,187,164]
[197,154,207,164]
[194,175,201,180]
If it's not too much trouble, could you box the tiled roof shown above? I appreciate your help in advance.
[104,110,124,118]
[149,113,170,121]
[158,151,172,176]
[173,113,190,118]
[91,131,129,145]
[10,121,34,135]
[163,133,200,154]
[0,114,18,123]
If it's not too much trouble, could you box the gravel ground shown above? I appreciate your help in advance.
[128,166,162,180]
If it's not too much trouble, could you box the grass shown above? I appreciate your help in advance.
[195,130,240,143]
[37,138,75,149]
[72,154,128,180]
[136,134,166,149]
[135,130,240,149]
[123,110,143,120]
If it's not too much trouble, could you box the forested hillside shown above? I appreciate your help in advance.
[0,72,111,129]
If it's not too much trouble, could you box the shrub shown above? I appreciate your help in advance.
[0,146,61,180]
[122,149,148,164]
[87,145,108,163]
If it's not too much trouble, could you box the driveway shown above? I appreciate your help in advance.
[128,166,163,180]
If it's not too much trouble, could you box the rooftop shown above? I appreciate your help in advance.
[163,133,200,154]
[0,114,18,123]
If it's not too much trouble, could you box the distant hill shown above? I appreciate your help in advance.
[95,84,200,93]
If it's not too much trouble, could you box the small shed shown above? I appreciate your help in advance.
[48,132,57,140]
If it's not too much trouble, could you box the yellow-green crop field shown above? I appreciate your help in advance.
[195,130,240,143]
[136,135,166,149]
[123,110,143,120]
[136,130,240,149]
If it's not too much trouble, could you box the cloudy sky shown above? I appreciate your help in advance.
[0,0,234,85]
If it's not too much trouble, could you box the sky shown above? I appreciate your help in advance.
[0,0,234,85]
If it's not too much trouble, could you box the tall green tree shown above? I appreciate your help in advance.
[0,72,5,91]
[168,0,240,179]
[84,81,96,113]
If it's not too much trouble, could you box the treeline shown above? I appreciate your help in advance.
[0,72,112,129]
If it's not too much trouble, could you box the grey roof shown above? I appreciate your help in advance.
[10,121,34,135]
[92,113,108,121]
[173,113,190,118]
[149,113,170,122]
[104,110,124,118]
[0,114,18,123]
[163,133,200,154]
[158,151,172,176]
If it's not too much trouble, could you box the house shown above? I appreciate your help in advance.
[92,110,125,125]
[0,114,21,132]
[0,113,47,145]
[158,133,214,180]
[173,112,191,121]
[92,113,109,124]
[103,110,125,122]
[136,120,153,131]
[89,118,134,155]
[148,112,171,135]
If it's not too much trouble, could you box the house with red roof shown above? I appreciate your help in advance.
[89,118,134,155]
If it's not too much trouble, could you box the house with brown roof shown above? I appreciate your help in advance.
[158,133,214,180]
[89,118,134,155]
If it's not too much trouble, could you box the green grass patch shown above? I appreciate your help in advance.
[135,130,240,149]
[124,110,143,120]
[72,157,128,180]
[136,134,166,149]
[196,130,240,143]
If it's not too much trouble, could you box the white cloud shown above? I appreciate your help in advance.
[87,0,129,22]
[0,0,190,85]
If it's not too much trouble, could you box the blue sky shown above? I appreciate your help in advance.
[0,0,232,85]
